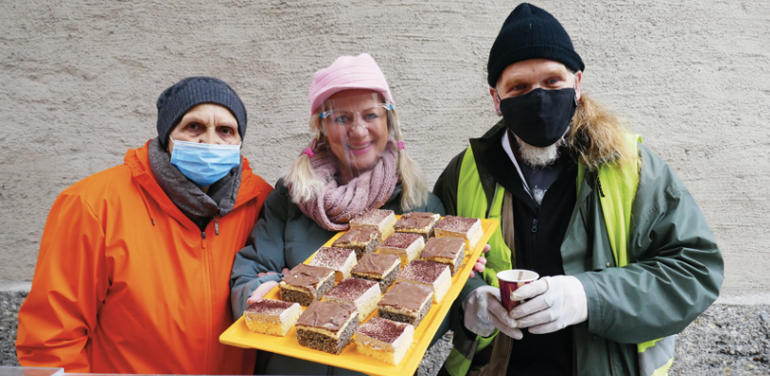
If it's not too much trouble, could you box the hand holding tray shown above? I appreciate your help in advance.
[220,217,499,376]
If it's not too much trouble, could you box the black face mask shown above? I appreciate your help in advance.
[499,87,577,148]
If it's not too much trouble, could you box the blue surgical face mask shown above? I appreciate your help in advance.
[169,138,241,186]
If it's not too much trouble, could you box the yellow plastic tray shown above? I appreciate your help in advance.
[220,217,499,376]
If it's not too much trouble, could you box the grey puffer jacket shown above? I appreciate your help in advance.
[230,178,445,375]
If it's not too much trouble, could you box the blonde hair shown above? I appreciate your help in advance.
[568,93,634,171]
[284,108,429,211]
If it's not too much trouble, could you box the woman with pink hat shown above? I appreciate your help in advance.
[230,53,445,374]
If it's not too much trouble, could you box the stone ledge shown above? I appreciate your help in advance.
[0,281,31,293]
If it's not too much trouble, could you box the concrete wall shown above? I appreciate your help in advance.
[0,0,768,302]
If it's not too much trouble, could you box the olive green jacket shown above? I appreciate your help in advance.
[433,123,724,376]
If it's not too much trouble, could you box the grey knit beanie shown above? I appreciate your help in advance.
[156,76,247,148]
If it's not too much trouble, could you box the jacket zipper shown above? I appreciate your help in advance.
[530,206,541,270]
[201,229,213,373]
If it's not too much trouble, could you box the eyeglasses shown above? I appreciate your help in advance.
[320,103,392,130]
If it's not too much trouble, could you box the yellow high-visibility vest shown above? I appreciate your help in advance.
[444,134,674,376]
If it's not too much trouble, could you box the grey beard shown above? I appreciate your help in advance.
[515,134,565,168]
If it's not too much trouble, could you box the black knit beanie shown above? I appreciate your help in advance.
[487,3,585,88]
[156,76,247,149]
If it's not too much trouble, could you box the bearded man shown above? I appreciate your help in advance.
[434,3,723,376]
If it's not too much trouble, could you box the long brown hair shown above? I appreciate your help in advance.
[568,93,634,171]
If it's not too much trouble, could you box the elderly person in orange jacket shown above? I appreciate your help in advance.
[15,77,272,374]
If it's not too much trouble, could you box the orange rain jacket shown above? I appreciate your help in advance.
[16,141,272,374]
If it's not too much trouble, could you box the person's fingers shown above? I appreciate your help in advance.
[247,281,278,305]
[508,327,524,340]
[482,244,491,253]
[488,297,517,328]
[478,256,487,265]
[473,261,485,273]
[257,271,278,278]
[469,270,476,278]
[514,309,554,329]
[528,319,568,334]
[510,279,548,301]
[510,293,552,319]
[489,314,523,340]
[281,268,290,274]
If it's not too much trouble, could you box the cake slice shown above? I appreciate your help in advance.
[377,282,433,327]
[350,209,397,240]
[351,253,401,293]
[420,237,466,276]
[377,232,425,267]
[243,299,302,337]
[397,260,452,303]
[279,264,335,306]
[331,227,382,260]
[394,212,441,241]
[296,301,359,355]
[308,247,358,282]
[434,215,484,251]
[322,278,381,322]
[355,317,415,365]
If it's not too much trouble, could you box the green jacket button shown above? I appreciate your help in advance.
[606,262,611,268]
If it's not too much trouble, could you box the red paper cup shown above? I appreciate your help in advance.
[497,269,539,311]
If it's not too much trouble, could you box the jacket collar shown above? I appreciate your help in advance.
[469,121,580,213]
[123,140,267,232]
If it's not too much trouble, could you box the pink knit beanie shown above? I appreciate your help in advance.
[308,53,394,116]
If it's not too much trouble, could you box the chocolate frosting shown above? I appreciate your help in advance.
[310,247,355,268]
[351,209,394,225]
[333,227,381,246]
[394,212,439,231]
[297,301,356,331]
[357,317,410,344]
[421,237,465,259]
[353,253,400,275]
[381,232,422,249]
[326,278,378,301]
[245,299,297,315]
[282,264,334,293]
[379,283,432,312]
[400,260,449,284]
[435,215,480,232]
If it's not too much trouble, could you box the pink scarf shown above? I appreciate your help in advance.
[296,140,398,231]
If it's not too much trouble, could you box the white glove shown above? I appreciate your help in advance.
[462,286,523,339]
[509,275,588,334]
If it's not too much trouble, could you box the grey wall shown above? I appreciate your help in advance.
[1,1,768,302]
